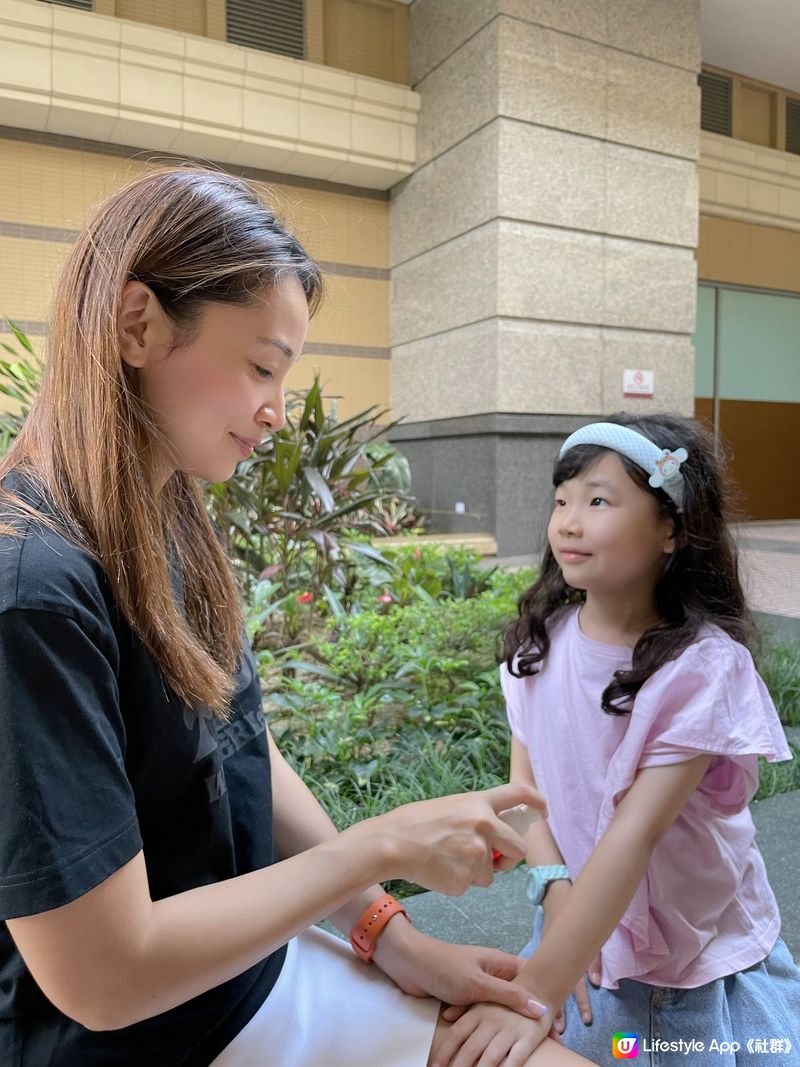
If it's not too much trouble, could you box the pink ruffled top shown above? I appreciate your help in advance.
[501,605,791,989]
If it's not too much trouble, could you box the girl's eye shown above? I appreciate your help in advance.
[554,497,566,507]
[590,496,607,506]
[253,364,273,380]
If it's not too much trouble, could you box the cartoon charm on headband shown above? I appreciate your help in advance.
[649,448,688,490]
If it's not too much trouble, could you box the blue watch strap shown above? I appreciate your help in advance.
[525,864,571,907]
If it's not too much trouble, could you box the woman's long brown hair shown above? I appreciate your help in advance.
[502,412,758,715]
[0,165,322,719]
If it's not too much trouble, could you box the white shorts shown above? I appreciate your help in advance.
[211,925,440,1067]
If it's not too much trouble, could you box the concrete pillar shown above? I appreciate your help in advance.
[389,0,700,555]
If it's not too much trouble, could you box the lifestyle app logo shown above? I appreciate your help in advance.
[612,1033,639,1058]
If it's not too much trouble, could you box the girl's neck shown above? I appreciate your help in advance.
[579,592,662,649]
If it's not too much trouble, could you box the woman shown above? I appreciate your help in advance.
[0,166,591,1067]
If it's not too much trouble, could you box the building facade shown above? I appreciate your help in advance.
[0,0,798,551]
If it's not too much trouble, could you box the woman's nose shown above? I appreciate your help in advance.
[258,394,286,434]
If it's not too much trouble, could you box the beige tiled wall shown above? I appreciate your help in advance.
[0,135,390,421]
[0,139,142,228]
[278,189,389,269]
[0,235,71,321]
[286,353,390,416]
[0,0,418,190]
[699,130,800,234]
[307,276,389,348]
[51,0,409,85]
[697,214,800,294]
[322,0,408,84]
[115,0,207,36]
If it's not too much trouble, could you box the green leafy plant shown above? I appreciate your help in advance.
[759,641,800,727]
[344,542,501,612]
[309,567,535,690]
[262,554,800,854]
[363,442,424,535]
[206,375,418,639]
[754,742,800,800]
[0,321,41,453]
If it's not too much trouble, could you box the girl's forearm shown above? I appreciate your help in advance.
[518,811,653,1006]
[525,817,567,868]
[517,756,711,1007]
[509,740,566,871]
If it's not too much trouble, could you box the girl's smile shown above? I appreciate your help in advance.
[556,549,592,563]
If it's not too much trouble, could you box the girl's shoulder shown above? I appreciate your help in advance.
[500,604,577,678]
[633,623,788,762]
[662,623,755,679]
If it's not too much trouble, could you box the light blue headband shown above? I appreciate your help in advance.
[559,423,688,507]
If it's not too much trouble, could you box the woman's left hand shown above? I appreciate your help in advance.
[372,921,548,1021]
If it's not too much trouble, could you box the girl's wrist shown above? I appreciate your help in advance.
[518,959,570,1011]
[541,878,571,910]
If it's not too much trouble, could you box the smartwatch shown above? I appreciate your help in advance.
[526,864,571,907]
[349,893,409,963]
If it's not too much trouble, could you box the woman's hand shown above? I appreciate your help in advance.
[430,1001,555,1067]
[349,783,547,896]
[372,921,548,1021]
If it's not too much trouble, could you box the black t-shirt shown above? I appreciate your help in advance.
[0,475,285,1066]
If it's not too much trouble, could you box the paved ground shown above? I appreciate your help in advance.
[736,520,800,639]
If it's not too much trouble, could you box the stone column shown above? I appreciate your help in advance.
[389,0,700,555]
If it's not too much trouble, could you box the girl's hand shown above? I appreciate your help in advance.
[372,923,548,1022]
[430,1001,554,1067]
[551,956,601,1034]
[352,783,547,896]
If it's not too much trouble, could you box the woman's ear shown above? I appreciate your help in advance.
[119,281,171,368]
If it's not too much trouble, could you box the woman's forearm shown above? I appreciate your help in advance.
[137,828,389,1023]
[10,735,544,1033]
[10,824,392,1033]
[268,731,395,933]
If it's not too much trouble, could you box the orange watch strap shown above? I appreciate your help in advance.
[349,893,410,963]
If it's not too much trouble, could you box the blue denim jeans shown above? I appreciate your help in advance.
[521,909,800,1066]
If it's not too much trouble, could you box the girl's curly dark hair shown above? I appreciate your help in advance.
[501,412,758,715]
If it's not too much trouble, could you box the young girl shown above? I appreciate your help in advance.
[0,165,593,1067]
[432,413,800,1067]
